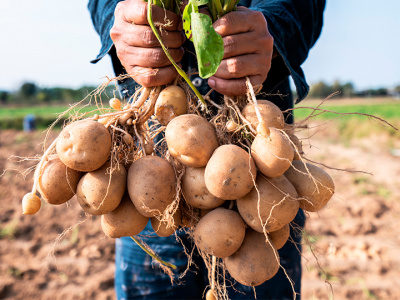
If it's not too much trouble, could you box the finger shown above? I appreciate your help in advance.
[120,0,180,31]
[208,75,264,96]
[117,45,184,68]
[213,8,266,37]
[126,65,178,87]
[221,32,261,59]
[123,25,186,48]
[214,54,270,79]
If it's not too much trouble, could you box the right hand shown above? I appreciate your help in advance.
[110,0,186,86]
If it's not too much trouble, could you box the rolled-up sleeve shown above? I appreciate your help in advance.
[88,0,122,63]
[245,0,326,102]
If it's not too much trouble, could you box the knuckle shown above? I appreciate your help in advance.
[142,29,157,47]
[115,46,127,59]
[141,72,158,86]
[223,36,235,55]
[150,49,162,64]
[109,26,119,40]
[114,2,125,16]
[175,47,184,62]
[137,3,147,22]
[252,10,265,20]
[226,58,242,77]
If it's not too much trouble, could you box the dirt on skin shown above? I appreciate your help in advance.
[0,122,399,300]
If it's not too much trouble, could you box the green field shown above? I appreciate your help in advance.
[0,105,110,130]
[292,98,400,121]
[1,98,399,130]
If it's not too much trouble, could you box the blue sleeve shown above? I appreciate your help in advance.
[88,0,122,63]
[241,0,326,102]
[88,0,326,102]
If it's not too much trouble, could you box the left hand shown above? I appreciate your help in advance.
[208,7,274,96]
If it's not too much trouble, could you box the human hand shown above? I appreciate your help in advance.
[208,7,274,96]
[110,0,186,86]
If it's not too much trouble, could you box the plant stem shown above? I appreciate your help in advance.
[213,0,224,19]
[224,0,239,14]
[207,2,218,22]
[130,236,177,269]
[147,0,207,107]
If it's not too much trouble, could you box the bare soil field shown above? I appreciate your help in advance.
[1,120,399,299]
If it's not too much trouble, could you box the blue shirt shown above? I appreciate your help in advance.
[87,2,325,299]
[88,0,325,104]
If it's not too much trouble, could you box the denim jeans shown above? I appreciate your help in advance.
[115,209,305,300]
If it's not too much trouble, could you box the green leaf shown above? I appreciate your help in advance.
[182,4,196,41]
[191,12,224,78]
[189,0,209,6]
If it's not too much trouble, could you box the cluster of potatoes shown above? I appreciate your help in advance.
[164,101,335,286]
[27,89,335,288]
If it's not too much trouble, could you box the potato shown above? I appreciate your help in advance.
[242,100,285,130]
[22,193,41,215]
[288,134,303,160]
[182,167,225,210]
[56,120,112,172]
[205,290,217,300]
[37,155,82,205]
[165,114,219,167]
[205,144,257,200]
[151,208,181,237]
[155,85,188,126]
[268,223,290,250]
[194,208,246,258]
[284,160,335,212]
[224,229,280,286]
[237,175,299,233]
[101,193,149,238]
[251,127,294,178]
[127,156,176,217]
[76,162,126,215]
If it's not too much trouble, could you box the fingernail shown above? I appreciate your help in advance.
[208,78,215,88]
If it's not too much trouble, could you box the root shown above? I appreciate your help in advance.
[46,217,89,269]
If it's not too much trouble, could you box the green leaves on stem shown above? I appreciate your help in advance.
[147,0,206,106]
[183,0,224,79]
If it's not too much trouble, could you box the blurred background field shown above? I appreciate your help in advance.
[1,0,400,298]
[1,93,399,299]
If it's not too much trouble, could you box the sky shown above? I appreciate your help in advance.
[0,0,400,92]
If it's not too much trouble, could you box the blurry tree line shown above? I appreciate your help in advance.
[307,80,400,99]
[0,82,115,105]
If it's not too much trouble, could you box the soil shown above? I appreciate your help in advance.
[1,123,399,300]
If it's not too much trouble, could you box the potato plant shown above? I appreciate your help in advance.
[18,0,341,299]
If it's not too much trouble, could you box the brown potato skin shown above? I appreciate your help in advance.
[288,134,303,160]
[165,114,219,167]
[194,208,246,258]
[284,161,335,212]
[151,208,181,237]
[155,85,188,126]
[224,229,280,286]
[101,193,149,238]
[127,156,176,217]
[237,175,299,233]
[56,120,112,172]
[38,155,82,205]
[251,128,294,178]
[242,100,285,130]
[182,167,225,210]
[268,223,290,250]
[205,144,257,200]
[76,162,126,215]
